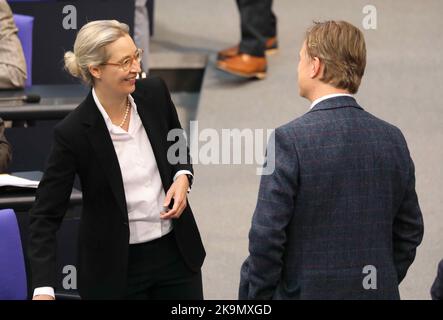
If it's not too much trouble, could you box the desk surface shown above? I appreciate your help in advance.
[0,171,82,211]
[0,85,89,121]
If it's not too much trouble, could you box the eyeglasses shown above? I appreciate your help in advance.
[101,48,143,71]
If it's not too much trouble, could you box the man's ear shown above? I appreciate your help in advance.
[88,65,101,80]
[310,57,322,79]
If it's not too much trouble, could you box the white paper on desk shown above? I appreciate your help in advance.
[0,174,39,188]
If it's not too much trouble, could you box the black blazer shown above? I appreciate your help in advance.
[28,77,205,299]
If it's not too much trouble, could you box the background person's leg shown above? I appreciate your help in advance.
[217,0,273,79]
[134,0,150,74]
[266,8,277,40]
[238,0,274,57]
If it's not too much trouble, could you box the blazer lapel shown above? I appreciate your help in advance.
[81,92,128,220]
[133,92,172,193]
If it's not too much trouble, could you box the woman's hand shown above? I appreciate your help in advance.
[160,175,189,219]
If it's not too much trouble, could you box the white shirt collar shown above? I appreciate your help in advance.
[310,93,354,110]
[92,87,137,132]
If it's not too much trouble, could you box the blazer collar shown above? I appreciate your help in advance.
[308,95,363,113]
[79,83,153,127]
[131,87,172,193]
[79,90,100,127]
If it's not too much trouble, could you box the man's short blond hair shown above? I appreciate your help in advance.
[305,21,366,94]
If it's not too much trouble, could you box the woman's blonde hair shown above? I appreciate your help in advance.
[64,20,130,86]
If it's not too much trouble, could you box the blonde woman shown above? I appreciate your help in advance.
[29,20,205,300]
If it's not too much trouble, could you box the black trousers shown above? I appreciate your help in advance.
[124,230,203,300]
[237,0,277,57]
[431,259,443,300]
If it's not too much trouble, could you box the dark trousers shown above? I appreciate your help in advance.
[237,0,277,57]
[124,230,203,300]
[431,259,443,300]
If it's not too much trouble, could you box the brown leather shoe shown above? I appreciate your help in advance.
[217,54,267,79]
[217,37,278,60]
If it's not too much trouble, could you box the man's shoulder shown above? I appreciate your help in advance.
[275,119,298,139]
[293,105,403,132]
[276,106,407,147]
[359,110,406,141]
[275,112,318,135]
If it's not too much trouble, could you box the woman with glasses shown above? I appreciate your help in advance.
[29,20,205,300]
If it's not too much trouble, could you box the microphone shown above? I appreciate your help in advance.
[0,94,41,103]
